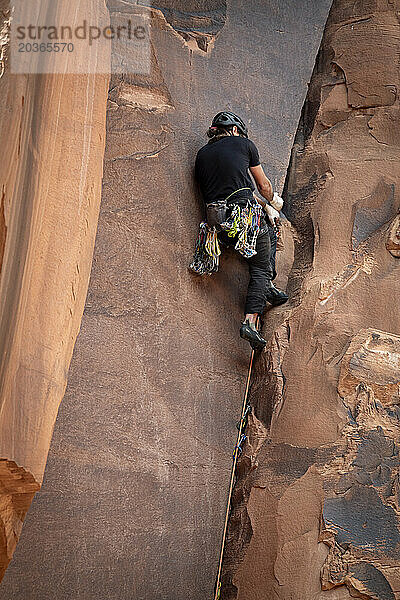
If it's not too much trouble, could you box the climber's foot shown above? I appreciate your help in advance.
[240,320,267,350]
[265,284,289,307]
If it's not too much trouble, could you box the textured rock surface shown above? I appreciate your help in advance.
[320,329,400,600]
[0,0,332,598]
[387,214,400,258]
[224,2,400,599]
[0,0,110,581]
[0,461,39,581]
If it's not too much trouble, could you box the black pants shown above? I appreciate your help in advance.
[219,226,274,315]
[269,225,277,280]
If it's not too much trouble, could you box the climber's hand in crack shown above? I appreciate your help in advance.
[264,204,281,227]
[270,192,284,212]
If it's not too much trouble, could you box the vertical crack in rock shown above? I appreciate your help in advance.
[218,322,292,599]
[0,188,7,275]
[221,1,400,598]
[219,412,270,600]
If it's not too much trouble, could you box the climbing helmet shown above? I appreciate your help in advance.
[211,111,248,137]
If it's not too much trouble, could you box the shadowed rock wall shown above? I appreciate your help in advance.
[223,1,400,599]
[0,0,331,598]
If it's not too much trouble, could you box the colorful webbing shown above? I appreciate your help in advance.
[205,226,221,260]
[221,199,262,258]
[189,222,221,275]
[225,206,241,238]
[189,199,262,276]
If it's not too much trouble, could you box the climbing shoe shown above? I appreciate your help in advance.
[265,283,289,307]
[240,320,267,350]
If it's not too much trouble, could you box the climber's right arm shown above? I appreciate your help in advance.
[250,165,274,203]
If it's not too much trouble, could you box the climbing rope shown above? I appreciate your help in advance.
[213,336,257,600]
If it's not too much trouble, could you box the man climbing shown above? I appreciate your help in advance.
[192,111,288,350]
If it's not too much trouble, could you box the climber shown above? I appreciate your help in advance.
[193,111,288,350]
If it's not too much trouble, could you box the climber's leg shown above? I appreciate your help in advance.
[265,222,289,306]
[244,313,258,327]
[240,318,267,349]
[245,231,273,315]
[239,232,272,349]
[268,223,277,280]
[265,283,289,306]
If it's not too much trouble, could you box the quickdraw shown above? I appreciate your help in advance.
[189,199,262,276]
[220,201,262,258]
[189,222,221,275]
[236,404,252,431]
[233,433,247,458]
[205,226,221,259]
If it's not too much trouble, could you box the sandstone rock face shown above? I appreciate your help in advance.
[0,461,39,581]
[321,329,400,600]
[224,2,400,599]
[0,0,332,598]
[0,0,110,581]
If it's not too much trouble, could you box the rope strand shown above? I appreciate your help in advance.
[213,326,258,600]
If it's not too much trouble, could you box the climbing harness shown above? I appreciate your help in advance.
[213,333,257,600]
[189,198,262,275]
[223,187,252,203]
[205,189,252,231]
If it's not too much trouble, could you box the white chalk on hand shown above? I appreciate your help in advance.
[265,204,280,226]
[270,192,284,212]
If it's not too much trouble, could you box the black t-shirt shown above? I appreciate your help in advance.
[195,136,261,205]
